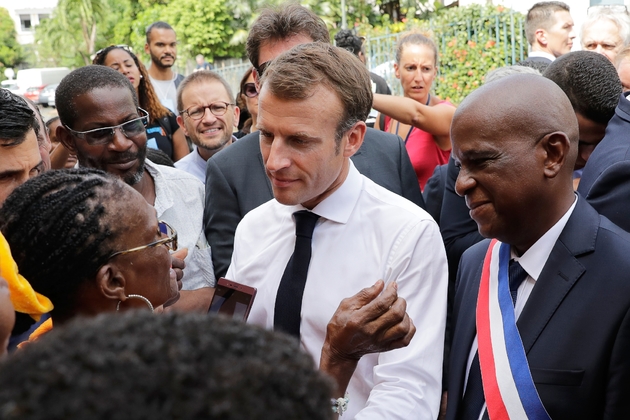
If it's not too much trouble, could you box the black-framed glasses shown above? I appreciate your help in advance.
[243,82,258,98]
[107,220,178,260]
[64,108,149,146]
[254,61,270,78]
[180,102,234,120]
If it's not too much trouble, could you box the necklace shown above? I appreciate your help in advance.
[151,72,177,101]
[394,94,431,145]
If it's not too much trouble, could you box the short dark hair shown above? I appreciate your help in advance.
[146,21,175,44]
[56,65,138,129]
[261,42,372,147]
[0,89,37,147]
[334,29,363,56]
[543,50,621,124]
[246,3,331,67]
[0,168,127,321]
[526,1,571,45]
[0,312,334,420]
[176,70,234,113]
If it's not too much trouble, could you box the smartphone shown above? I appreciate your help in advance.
[209,278,257,321]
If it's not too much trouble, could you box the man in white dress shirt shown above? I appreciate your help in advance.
[226,42,448,419]
[175,71,239,183]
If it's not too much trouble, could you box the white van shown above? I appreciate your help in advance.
[15,67,71,96]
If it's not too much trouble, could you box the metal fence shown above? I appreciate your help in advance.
[206,10,528,99]
[365,11,528,96]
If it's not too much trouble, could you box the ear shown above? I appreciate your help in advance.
[394,62,401,80]
[541,131,571,179]
[232,106,241,129]
[144,42,150,55]
[253,68,260,90]
[176,115,189,137]
[57,125,78,154]
[343,121,367,158]
[535,28,547,47]
[96,263,127,303]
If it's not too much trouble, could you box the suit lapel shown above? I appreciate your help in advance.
[448,246,487,405]
[255,132,274,197]
[517,198,597,353]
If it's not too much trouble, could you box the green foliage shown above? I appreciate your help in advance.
[361,4,527,104]
[0,7,24,73]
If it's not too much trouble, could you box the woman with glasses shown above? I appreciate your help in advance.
[235,67,259,138]
[0,168,181,342]
[93,46,190,162]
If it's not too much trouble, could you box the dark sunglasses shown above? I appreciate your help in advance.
[243,83,258,98]
[254,61,270,78]
[64,108,150,146]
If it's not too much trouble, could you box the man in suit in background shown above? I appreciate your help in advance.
[523,1,575,64]
[445,74,630,419]
[204,3,424,280]
[578,83,630,232]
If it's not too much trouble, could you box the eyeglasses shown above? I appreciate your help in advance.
[64,108,149,146]
[243,82,258,98]
[180,102,234,120]
[107,220,178,260]
[254,61,270,78]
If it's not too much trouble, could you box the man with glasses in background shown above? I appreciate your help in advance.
[174,71,240,183]
[56,65,215,312]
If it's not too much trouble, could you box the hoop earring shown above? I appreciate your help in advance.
[116,294,154,312]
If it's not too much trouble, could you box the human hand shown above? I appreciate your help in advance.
[171,248,188,291]
[322,280,416,363]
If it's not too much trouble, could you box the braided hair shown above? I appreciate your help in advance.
[0,168,127,318]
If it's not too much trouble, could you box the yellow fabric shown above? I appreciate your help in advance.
[17,317,53,350]
[0,232,53,320]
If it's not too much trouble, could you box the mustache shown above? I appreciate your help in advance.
[108,151,140,164]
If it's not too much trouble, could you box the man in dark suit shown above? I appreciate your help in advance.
[444,74,630,419]
[578,92,630,232]
[523,2,575,64]
[204,4,423,279]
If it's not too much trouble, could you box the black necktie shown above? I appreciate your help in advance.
[458,260,529,420]
[274,210,320,337]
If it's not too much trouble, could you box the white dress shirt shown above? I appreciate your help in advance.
[464,195,578,419]
[527,51,556,62]
[174,148,207,184]
[227,162,448,419]
[145,159,215,289]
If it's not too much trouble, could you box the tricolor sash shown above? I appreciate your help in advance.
[476,239,550,420]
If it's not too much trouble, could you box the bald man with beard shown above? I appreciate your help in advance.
[444,74,630,420]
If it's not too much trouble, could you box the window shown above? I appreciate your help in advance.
[20,14,32,31]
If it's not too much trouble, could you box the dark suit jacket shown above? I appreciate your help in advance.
[578,92,630,232]
[204,128,425,279]
[422,163,448,226]
[446,198,630,420]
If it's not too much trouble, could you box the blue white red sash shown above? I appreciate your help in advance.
[476,239,550,420]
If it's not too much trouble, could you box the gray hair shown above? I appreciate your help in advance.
[582,6,630,49]
[485,65,542,84]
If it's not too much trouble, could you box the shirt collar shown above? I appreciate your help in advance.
[528,51,556,62]
[143,159,173,215]
[512,194,578,281]
[290,160,362,225]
